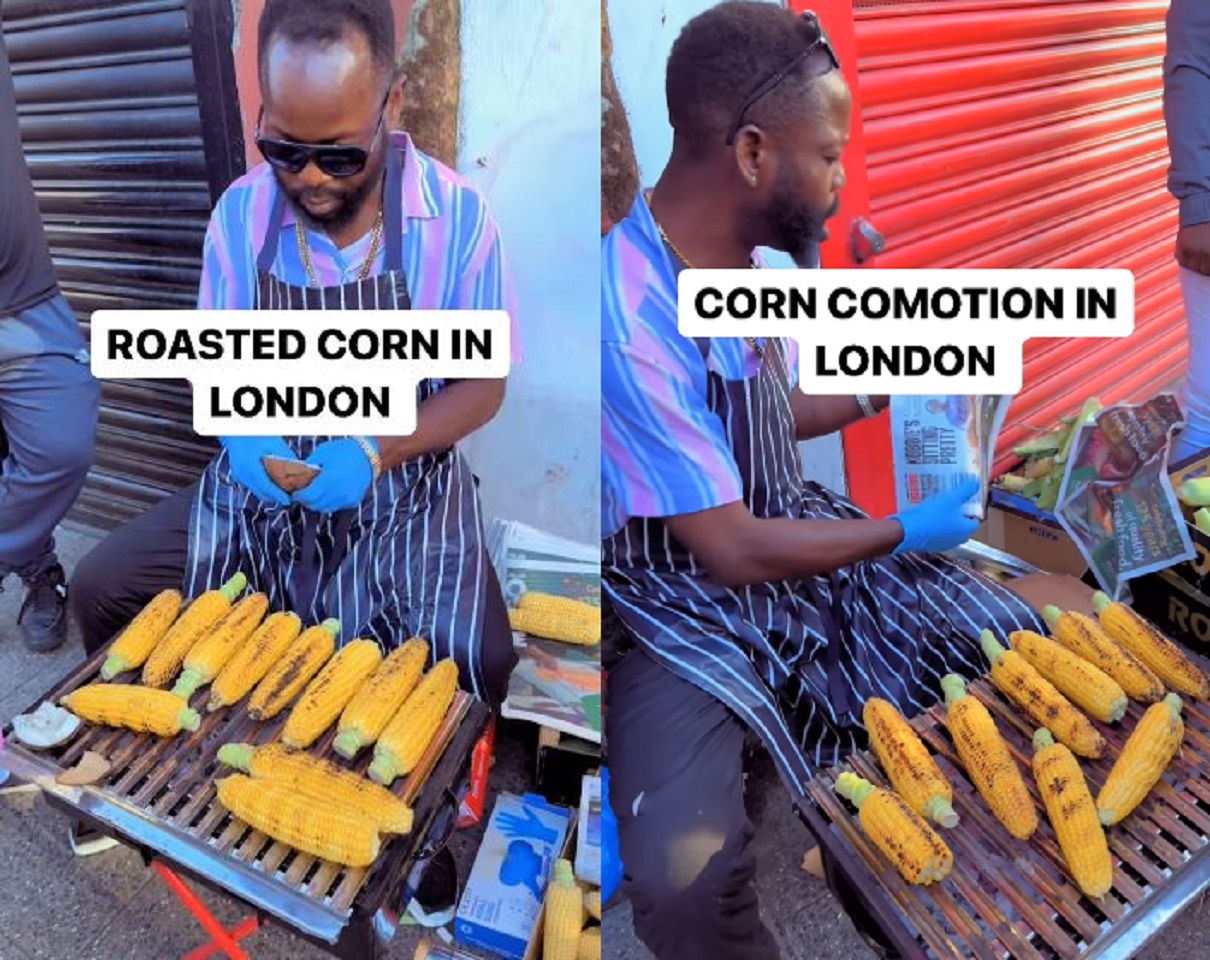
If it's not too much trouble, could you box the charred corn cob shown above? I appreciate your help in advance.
[142,574,247,688]
[1096,693,1185,826]
[247,619,339,721]
[333,637,429,759]
[100,589,183,679]
[583,888,601,921]
[511,592,601,646]
[577,928,601,960]
[208,611,303,712]
[981,631,1106,759]
[369,659,459,786]
[216,742,413,833]
[1042,605,1164,703]
[543,859,585,960]
[281,638,383,748]
[1008,629,1128,723]
[940,675,1037,839]
[1091,593,1210,700]
[834,771,953,885]
[1032,728,1113,899]
[862,697,958,827]
[61,683,200,736]
[215,774,381,867]
[171,592,269,699]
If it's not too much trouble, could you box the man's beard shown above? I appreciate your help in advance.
[764,175,837,267]
[278,151,385,236]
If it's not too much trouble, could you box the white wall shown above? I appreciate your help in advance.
[606,0,849,495]
[455,0,601,544]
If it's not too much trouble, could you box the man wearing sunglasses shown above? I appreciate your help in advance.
[73,0,521,717]
[600,4,1044,956]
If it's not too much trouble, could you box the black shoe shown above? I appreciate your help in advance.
[17,563,68,653]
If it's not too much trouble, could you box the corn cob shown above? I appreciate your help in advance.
[862,697,958,827]
[142,573,247,688]
[333,637,430,759]
[247,619,340,720]
[281,639,383,748]
[577,928,601,960]
[369,659,459,786]
[981,631,1106,759]
[216,742,413,833]
[100,589,183,679]
[1008,629,1128,723]
[215,774,382,867]
[543,859,585,960]
[1031,728,1113,899]
[1091,593,1210,700]
[208,611,303,712]
[1096,693,1185,826]
[834,771,953,885]
[511,592,601,646]
[583,888,601,921]
[61,683,200,736]
[171,592,270,699]
[1042,605,1164,703]
[940,675,1037,840]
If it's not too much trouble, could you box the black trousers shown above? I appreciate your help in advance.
[71,482,517,705]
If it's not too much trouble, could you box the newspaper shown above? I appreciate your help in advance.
[890,396,1013,521]
[1053,394,1194,603]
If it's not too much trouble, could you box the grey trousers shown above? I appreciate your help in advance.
[0,293,99,579]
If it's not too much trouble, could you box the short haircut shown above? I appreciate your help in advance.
[258,0,397,81]
[666,2,832,150]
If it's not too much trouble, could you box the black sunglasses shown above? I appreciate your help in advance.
[255,88,392,178]
[724,12,841,146]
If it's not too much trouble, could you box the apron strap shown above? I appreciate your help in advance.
[382,140,405,274]
[256,184,289,272]
[802,577,855,717]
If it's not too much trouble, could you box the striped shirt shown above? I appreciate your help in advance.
[601,191,800,537]
[198,131,521,364]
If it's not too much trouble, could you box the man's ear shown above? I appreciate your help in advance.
[388,75,407,126]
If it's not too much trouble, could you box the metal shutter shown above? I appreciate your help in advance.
[3,0,244,531]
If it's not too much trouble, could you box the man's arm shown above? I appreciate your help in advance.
[790,392,889,440]
[197,194,256,310]
[1165,0,1210,274]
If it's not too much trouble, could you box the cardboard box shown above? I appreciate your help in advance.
[974,489,1089,578]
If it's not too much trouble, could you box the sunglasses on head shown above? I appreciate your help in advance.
[254,88,392,178]
[724,11,841,146]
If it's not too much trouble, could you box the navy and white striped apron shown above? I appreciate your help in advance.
[185,145,497,700]
[602,335,1046,794]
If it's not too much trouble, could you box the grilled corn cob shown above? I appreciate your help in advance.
[862,697,958,827]
[577,928,601,960]
[369,658,459,786]
[281,638,383,748]
[141,573,247,688]
[1031,728,1113,899]
[61,683,200,736]
[510,592,601,646]
[981,631,1106,759]
[216,742,413,833]
[940,674,1037,839]
[333,637,429,759]
[1042,605,1164,703]
[215,773,381,867]
[100,589,183,679]
[1091,593,1210,700]
[207,611,303,712]
[834,771,953,885]
[247,618,340,720]
[543,859,585,960]
[171,592,269,699]
[583,888,601,921]
[1096,693,1185,826]
[1008,629,1128,723]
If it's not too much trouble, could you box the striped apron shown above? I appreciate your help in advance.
[602,335,1046,795]
[185,145,497,700]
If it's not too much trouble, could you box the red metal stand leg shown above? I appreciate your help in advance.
[151,861,260,960]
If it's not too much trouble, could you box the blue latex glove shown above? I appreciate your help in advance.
[292,438,376,514]
[890,479,982,555]
[600,766,623,903]
[496,806,559,845]
[220,436,293,506]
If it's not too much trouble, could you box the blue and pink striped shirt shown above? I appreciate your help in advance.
[601,192,800,538]
[198,131,521,363]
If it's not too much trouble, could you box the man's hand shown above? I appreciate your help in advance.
[890,479,981,555]
[1177,224,1210,276]
[293,438,376,514]
[221,436,293,506]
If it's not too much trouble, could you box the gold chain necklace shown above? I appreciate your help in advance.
[296,209,385,289]
[644,192,763,359]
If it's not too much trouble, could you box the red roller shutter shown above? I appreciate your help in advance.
[796,0,1183,517]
